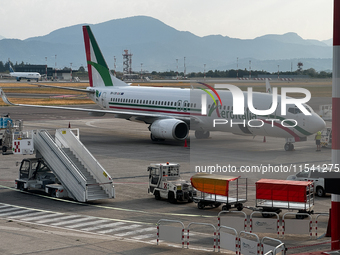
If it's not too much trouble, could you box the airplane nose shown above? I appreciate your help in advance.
[312,114,326,133]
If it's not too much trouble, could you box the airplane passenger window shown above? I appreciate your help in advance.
[223,106,226,110]
[143,100,145,104]
[171,102,173,106]
[227,106,230,110]
[174,102,176,106]
[194,103,196,108]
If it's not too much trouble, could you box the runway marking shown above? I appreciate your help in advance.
[51,217,95,226]
[0,184,214,218]
[10,211,48,219]
[65,219,110,229]
[132,233,156,240]
[21,213,63,221]
[0,209,32,217]
[0,207,22,214]
[0,205,12,210]
[115,227,155,237]
[81,222,125,231]
[86,120,99,127]
[97,224,141,234]
[0,202,211,252]
[36,215,80,224]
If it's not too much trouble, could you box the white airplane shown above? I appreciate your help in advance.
[9,64,41,82]
[0,26,326,151]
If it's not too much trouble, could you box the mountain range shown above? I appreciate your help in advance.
[0,16,333,73]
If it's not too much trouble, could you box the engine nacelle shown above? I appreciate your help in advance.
[150,119,189,141]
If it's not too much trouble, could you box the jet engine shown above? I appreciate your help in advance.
[150,119,189,141]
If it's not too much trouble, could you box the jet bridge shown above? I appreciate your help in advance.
[15,128,114,202]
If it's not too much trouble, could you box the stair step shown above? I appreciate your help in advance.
[87,194,109,201]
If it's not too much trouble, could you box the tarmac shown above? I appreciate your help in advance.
[0,98,337,254]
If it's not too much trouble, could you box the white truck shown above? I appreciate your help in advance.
[287,168,338,197]
[147,163,196,203]
[15,158,69,198]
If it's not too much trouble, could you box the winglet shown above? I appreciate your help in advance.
[0,87,16,106]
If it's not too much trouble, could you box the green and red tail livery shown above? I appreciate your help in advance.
[83,26,127,88]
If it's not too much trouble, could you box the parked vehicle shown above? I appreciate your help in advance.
[148,163,196,203]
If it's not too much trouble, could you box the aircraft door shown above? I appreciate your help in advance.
[101,92,107,108]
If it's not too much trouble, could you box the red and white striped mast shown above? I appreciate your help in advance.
[332,0,340,250]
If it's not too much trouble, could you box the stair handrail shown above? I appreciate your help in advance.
[55,128,114,198]
[36,130,87,201]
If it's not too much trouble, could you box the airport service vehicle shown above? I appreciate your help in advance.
[318,104,332,121]
[15,158,69,198]
[190,173,247,211]
[147,163,196,203]
[12,128,115,202]
[255,179,314,218]
[0,116,23,154]
[320,128,332,148]
[0,115,12,153]
[0,25,326,151]
[286,167,335,197]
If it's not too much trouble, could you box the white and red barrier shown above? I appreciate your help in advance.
[250,212,280,237]
[218,210,248,233]
[282,212,313,239]
[156,219,185,248]
[218,226,238,254]
[186,222,217,252]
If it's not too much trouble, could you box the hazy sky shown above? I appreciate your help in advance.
[0,0,333,41]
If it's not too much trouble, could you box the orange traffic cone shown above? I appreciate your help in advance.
[263,136,266,143]
[184,139,188,148]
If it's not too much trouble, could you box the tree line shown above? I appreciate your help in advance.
[0,60,332,79]
[149,68,332,79]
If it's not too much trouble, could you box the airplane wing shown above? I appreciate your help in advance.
[29,83,94,93]
[0,87,193,123]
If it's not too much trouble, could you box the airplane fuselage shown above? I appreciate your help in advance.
[10,72,41,81]
[86,85,325,141]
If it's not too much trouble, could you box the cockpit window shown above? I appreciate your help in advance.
[303,104,313,113]
[288,105,304,114]
[288,107,302,114]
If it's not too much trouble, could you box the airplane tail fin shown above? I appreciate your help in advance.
[265,79,272,94]
[82,25,128,88]
[9,64,14,73]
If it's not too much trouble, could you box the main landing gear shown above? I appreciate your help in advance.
[284,142,294,151]
[195,130,210,139]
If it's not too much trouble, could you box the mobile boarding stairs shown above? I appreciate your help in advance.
[14,128,115,202]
